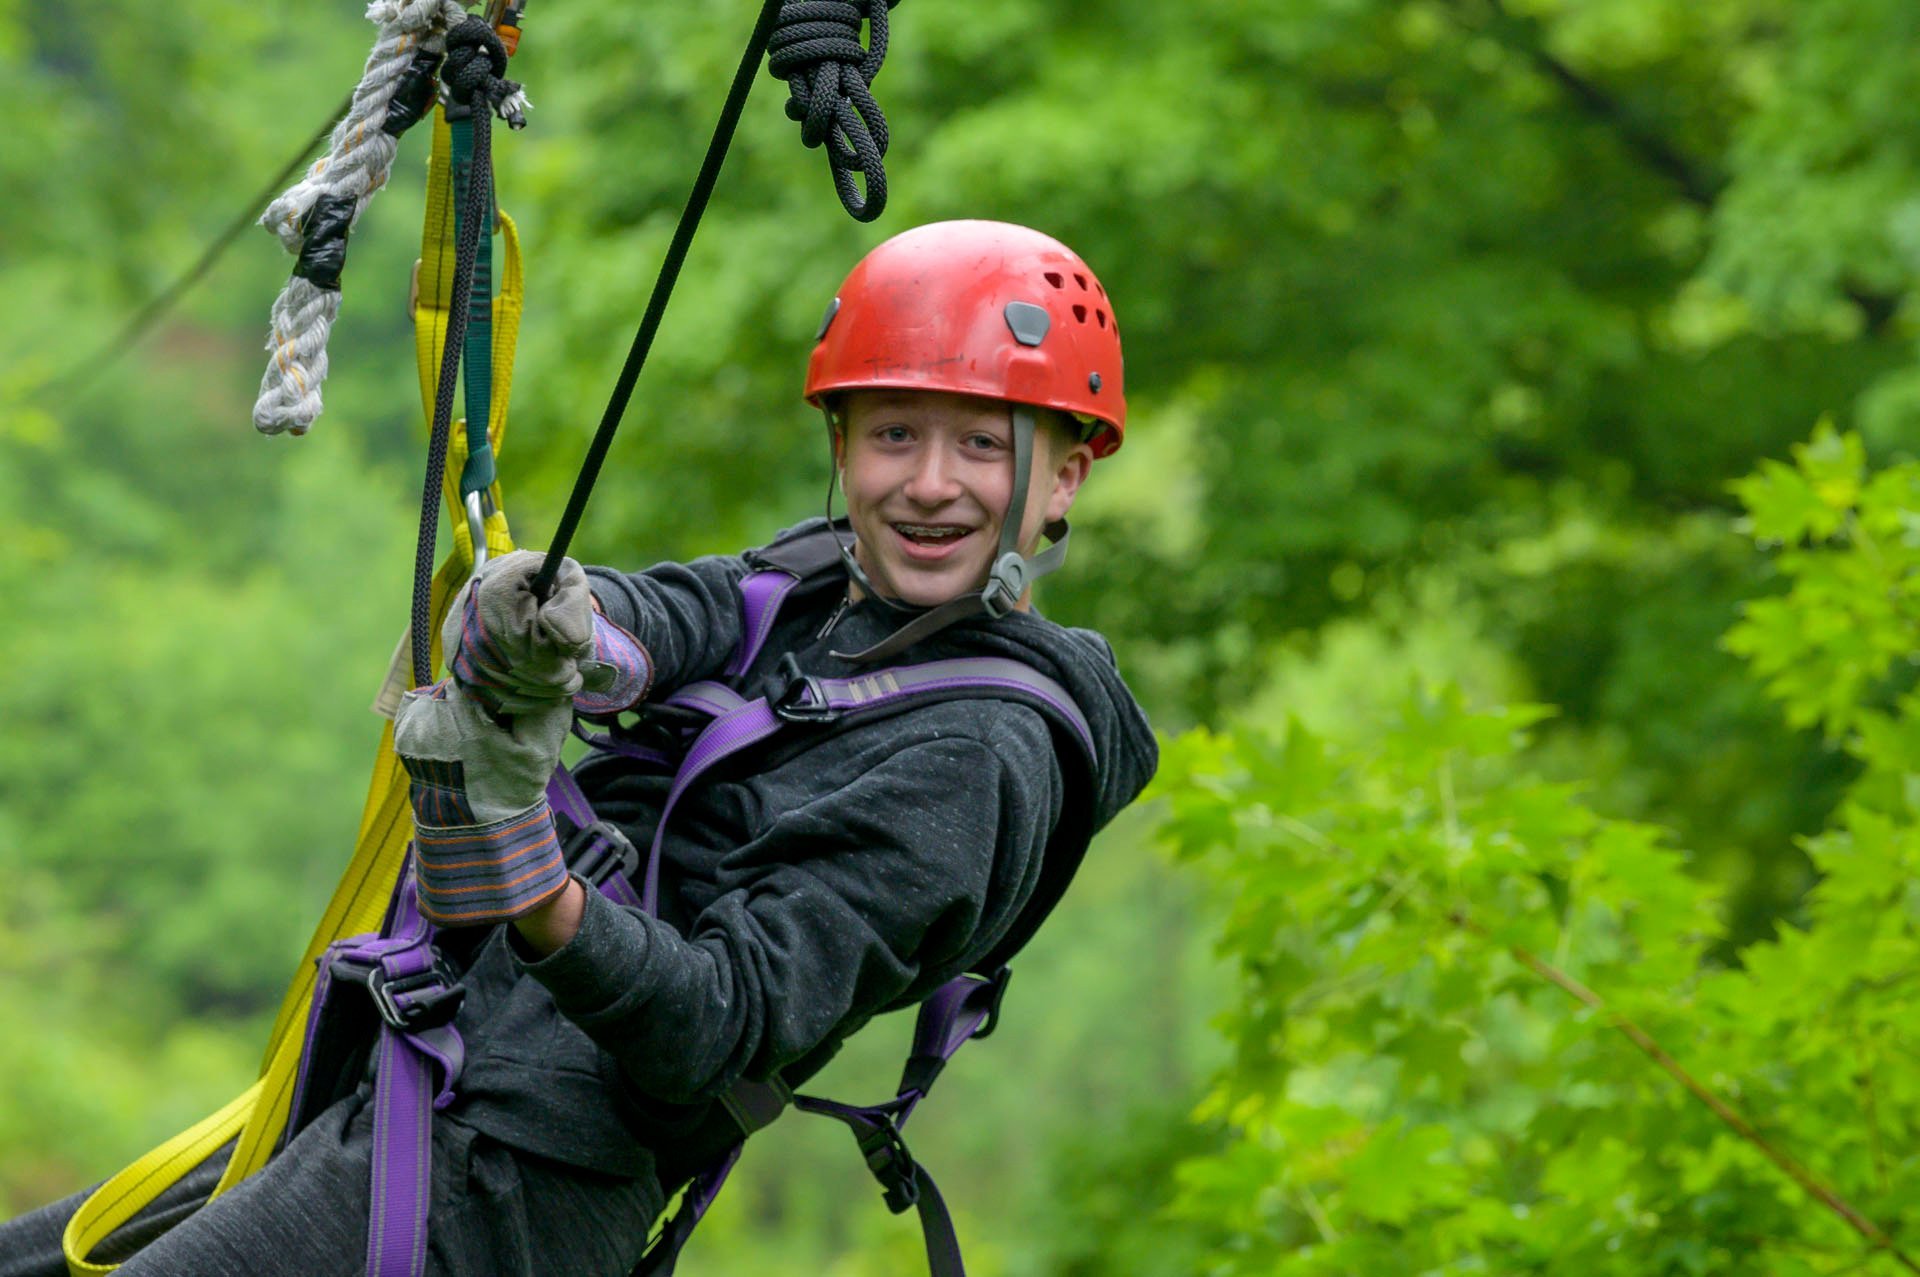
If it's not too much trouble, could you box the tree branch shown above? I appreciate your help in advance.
[1273,813,1916,1270]
[1470,0,1722,208]
[1449,0,1900,334]
[1451,907,1919,1273]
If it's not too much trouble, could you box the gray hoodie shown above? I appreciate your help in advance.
[438,522,1159,1197]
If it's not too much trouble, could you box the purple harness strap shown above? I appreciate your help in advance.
[546,766,645,911]
[633,970,1007,1277]
[292,868,466,1277]
[725,569,801,676]
[297,561,1088,1277]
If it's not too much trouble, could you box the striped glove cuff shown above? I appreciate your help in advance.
[412,798,571,927]
[575,612,652,717]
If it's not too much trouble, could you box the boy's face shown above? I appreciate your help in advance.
[837,389,1094,609]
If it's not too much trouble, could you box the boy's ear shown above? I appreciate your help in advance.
[1044,441,1096,523]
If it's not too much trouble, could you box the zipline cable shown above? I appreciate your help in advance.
[528,0,787,601]
[36,95,351,400]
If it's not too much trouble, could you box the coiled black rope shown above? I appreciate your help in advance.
[767,0,895,222]
[410,17,524,688]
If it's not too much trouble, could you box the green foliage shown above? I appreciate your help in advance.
[11,0,1920,1268]
[1724,424,1920,745]
[1156,429,1920,1272]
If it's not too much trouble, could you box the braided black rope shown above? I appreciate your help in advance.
[766,0,894,222]
[410,17,523,688]
[529,0,903,599]
[529,0,786,601]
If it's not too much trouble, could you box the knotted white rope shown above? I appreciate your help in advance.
[252,0,468,435]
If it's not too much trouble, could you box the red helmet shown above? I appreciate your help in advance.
[805,220,1126,456]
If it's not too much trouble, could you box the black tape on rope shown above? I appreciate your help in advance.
[292,192,357,290]
[766,0,896,221]
[383,48,446,137]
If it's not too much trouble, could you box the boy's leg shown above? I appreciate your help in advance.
[427,1130,665,1277]
[0,1141,233,1277]
[112,1094,374,1277]
[2,1095,662,1277]
[102,1093,662,1277]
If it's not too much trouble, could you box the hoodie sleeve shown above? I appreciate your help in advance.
[509,712,1062,1102]
[583,554,752,694]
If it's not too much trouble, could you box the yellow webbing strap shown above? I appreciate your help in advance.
[416,109,522,565]
[63,109,524,1276]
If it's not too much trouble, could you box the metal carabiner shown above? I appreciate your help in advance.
[464,489,490,570]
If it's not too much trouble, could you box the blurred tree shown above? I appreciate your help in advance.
[9,0,1920,1267]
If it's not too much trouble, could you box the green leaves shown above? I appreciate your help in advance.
[1725,424,1920,744]
[1159,423,1920,1272]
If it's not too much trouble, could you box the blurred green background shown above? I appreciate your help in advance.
[6,0,1920,1270]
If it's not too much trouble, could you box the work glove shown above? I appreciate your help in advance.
[393,681,573,927]
[446,550,651,716]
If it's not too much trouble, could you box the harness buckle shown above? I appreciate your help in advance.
[855,1115,921,1213]
[335,955,466,1032]
[970,965,1014,1041]
[773,653,839,723]
[565,819,640,888]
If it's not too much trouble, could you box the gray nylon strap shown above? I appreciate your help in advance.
[1000,406,1035,562]
[821,403,912,613]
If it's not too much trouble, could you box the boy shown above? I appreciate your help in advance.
[0,220,1156,1277]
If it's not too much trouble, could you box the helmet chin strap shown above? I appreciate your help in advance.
[829,404,1073,664]
[822,405,914,612]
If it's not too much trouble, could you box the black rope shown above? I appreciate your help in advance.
[410,17,523,687]
[530,0,787,601]
[766,0,895,222]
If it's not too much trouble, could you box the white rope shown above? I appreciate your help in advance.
[253,0,467,436]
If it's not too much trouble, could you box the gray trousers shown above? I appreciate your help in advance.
[0,1091,663,1277]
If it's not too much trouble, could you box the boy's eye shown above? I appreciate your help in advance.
[878,425,912,443]
[965,433,1005,452]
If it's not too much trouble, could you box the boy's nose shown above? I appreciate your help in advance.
[903,447,962,505]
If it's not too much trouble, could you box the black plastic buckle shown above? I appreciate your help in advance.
[773,653,839,724]
[339,957,466,1032]
[566,819,640,888]
[971,965,1013,1041]
[856,1116,921,1213]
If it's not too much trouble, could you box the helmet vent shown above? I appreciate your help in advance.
[1074,273,1088,290]
[1095,309,1107,328]
[1072,304,1088,323]
[1044,272,1065,289]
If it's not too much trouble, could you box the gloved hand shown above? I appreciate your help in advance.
[394,679,573,927]
[445,549,653,716]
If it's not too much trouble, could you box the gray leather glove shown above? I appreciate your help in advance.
[445,550,599,714]
[394,680,573,926]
